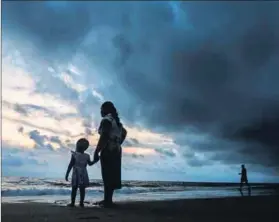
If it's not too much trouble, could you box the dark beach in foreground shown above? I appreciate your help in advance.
[2,196,279,222]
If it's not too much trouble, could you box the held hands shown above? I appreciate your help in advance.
[94,151,100,163]
[88,151,100,166]
[88,159,99,166]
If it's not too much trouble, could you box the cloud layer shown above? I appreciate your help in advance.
[2,1,279,181]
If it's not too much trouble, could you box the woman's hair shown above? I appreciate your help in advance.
[76,138,89,153]
[101,101,122,127]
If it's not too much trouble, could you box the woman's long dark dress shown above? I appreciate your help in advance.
[101,147,122,190]
[98,114,122,190]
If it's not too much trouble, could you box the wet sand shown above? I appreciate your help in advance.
[2,196,279,222]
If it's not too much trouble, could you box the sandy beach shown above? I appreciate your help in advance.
[2,196,279,222]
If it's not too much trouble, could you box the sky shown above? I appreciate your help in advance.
[2,1,279,182]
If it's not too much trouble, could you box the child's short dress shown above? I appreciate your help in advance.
[71,152,90,188]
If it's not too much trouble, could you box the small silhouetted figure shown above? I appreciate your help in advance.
[65,138,96,207]
[239,164,251,196]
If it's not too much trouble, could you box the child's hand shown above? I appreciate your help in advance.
[88,160,98,166]
[92,160,99,165]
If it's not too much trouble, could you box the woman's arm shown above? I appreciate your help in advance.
[65,155,75,181]
[120,127,127,145]
[94,119,112,161]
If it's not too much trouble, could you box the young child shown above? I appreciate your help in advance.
[65,138,96,207]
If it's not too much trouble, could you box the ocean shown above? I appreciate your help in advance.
[2,177,278,205]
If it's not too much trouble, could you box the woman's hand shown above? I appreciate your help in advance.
[65,174,69,182]
[94,151,100,163]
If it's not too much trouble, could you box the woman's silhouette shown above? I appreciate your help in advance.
[94,101,127,207]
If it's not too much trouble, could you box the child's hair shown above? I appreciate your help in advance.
[76,138,89,153]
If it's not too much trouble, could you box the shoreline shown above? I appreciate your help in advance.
[2,195,279,222]
[2,193,278,205]
[2,190,274,205]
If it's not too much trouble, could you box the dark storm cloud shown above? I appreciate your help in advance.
[108,2,279,169]
[130,138,140,144]
[3,1,279,170]
[18,126,24,134]
[28,129,70,152]
[187,159,213,168]
[154,148,176,158]
[122,152,145,159]
[14,104,29,116]
[29,130,54,151]
[2,1,92,63]
[132,153,144,159]
[49,136,65,148]
[3,100,72,119]
[123,137,177,158]
[183,151,213,167]
[228,116,279,167]
[4,116,73,137]
[122,138,140,147]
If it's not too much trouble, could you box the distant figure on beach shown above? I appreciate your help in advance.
[239,164,251,196]
[93,101,127,208]
[65,138,96,207]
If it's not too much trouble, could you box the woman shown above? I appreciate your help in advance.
[94,101,127,208]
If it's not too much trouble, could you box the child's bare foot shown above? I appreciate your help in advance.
[67,203,75,207]
[79,203,84,208]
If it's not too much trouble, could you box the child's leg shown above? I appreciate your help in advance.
[79,186,85,206]
[71,186,78,205]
